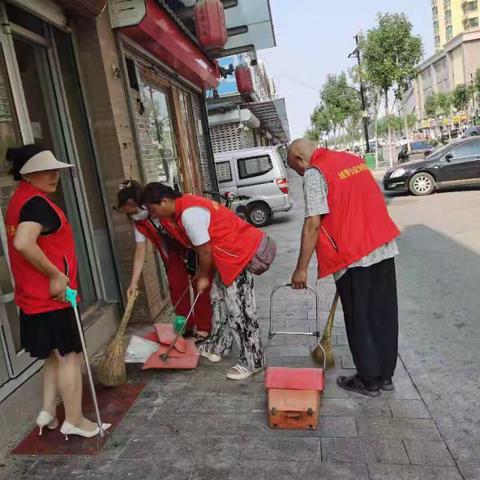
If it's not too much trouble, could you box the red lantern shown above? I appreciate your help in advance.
[194,0,228,50]
[235,65,254,95]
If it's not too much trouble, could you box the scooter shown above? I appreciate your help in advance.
[203,190,251,219]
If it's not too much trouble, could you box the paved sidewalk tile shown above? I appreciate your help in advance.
[322,437,409,464]
[318,416,358,437]
[191,458,370,480]
[320,398,392,418]
[357,417,442,440]
[389,399,431,419]
[368,463,463,480]
[404,439,455,466]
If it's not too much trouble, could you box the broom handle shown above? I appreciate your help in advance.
[321,291,339,341]
[115,291,139,338]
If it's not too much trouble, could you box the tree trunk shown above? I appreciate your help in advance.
[385,89,393,168]
[374,114,379,169]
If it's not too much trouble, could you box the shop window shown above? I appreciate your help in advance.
[238,155,273,179]
[215,161,233,183]
[139,80,180,189]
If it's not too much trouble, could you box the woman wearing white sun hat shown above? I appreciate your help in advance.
[5,145,110,439]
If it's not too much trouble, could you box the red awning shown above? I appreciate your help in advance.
[121,0,220,90]
[54,0,107,17]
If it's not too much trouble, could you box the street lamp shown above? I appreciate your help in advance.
[348,32,370,153]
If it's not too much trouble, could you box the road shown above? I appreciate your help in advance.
[385,185,480,479]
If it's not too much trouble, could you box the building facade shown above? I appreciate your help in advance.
[207,54,290,154]
[432,0,480,50]
[411,29,480,127]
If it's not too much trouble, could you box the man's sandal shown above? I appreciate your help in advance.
[337,374,381,397]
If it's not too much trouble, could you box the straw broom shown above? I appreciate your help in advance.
[311,291,339,369]
[96,291,139,387]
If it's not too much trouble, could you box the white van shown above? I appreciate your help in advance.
[214,146,293,227]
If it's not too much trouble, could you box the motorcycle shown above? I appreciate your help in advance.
[203,190,251,220]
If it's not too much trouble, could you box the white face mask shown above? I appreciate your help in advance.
[130,209,149,222]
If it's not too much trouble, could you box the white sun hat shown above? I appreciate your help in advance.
[19,150,73,175]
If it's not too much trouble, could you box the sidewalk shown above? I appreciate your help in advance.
[1,176,463,480]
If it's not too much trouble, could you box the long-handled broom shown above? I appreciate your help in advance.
[311,291,340,369]
[96,291,139,387]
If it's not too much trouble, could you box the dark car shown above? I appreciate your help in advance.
[397,141,435,164]
[383,137,480,196]
[462,125,480,137]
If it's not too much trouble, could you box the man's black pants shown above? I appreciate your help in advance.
[335,258,398,383]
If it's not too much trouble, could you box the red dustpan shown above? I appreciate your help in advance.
[142,293,201,370]
[142,324,199,370]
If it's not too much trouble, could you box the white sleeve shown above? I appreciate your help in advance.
[134,225,146,243]
[181,207,211,246]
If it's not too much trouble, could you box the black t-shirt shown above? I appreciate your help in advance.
[19,197,61,235]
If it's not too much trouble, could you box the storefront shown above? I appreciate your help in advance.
[0,0,119,441]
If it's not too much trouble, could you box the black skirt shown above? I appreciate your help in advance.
[20,307,83,360]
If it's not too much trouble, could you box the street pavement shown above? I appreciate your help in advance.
[1,171,477,479]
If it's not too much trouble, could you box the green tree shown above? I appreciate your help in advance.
[452,84,472,113]
[424,94,438,118]
[436,92,452,116]
[474,68,480,96]
[360,12,423,165]
[320,72,361,138]
[407,112,417,130]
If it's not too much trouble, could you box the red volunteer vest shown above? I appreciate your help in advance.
[310,148,400,278]
[135,218,173,265]
[6,181,78,314]
[160,194,263,286]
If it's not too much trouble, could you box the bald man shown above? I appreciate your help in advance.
[288,139,400,397]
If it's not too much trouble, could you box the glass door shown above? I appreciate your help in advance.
[0,34,35,377]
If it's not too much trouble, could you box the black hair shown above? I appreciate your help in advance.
[117,180,143,208]
[141,182,182,205]
[6,144,46,181]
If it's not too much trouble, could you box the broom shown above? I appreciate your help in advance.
[96,290,139,387]
[311,291,339,369]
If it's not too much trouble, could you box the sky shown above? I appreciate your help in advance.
[260,0,435,139]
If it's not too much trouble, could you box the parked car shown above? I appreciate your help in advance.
[397,141,436,164]
[383,137,480,196]
[462,125,480,137]
[214,146,293,227]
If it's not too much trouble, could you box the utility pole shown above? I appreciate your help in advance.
[471,73,477,124]
[349,33,370,153]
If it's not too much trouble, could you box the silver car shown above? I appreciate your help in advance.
[214,146,293,227]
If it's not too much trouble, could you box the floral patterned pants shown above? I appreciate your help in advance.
[201,270,263,370]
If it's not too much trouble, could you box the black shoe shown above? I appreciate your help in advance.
[378,378,395,391]
[337,374,381,397]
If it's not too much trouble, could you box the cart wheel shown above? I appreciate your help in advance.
[271,407,277,416]
[307,408,313,416]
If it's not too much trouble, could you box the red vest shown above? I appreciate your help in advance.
[6,181,78,314]
[135,218,172,265]
[160,194,263,286]
[310,148,400,278]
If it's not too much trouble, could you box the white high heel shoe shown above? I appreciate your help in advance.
[36,410,59,436]
[60,421,112,440]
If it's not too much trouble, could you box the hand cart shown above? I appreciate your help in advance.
[264,284,326,430]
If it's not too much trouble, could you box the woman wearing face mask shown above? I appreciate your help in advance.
[117,180,211,339]
[5,145,110,439]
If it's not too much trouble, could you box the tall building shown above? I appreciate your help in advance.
[432,0,480,50]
